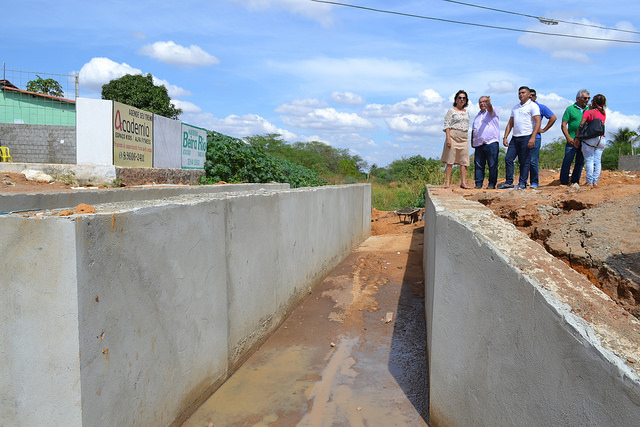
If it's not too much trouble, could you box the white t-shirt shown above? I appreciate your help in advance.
[510,100,540,137]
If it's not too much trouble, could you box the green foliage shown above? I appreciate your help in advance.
[101,73,182,119]
[371,181,426,210]
[337,158,359,177]
[26,75,64,97]
[201,131,326,188]
[539,138,567,170]
[387,155,444,184]
[245,134,367,182]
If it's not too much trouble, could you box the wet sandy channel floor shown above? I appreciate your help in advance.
[182,225,428,427]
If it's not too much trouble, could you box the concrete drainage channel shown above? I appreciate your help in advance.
[1,183,372,426]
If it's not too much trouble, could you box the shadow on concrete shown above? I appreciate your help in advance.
[388,225,429,423]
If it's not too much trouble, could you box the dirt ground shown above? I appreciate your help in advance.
[1,171,82,193]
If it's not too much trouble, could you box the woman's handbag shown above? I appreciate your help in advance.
[578,110,605,140]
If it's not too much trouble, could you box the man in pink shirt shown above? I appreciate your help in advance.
[471,96,499,189]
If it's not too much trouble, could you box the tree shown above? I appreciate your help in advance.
[26,75,64,97]
[101,73,182,119]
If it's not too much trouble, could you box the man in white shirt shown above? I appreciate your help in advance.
[498,86,541,190]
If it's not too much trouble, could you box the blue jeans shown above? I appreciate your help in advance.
[504,135,532,187]
[560,143,584,185]
[529,137,541,186]
[474,142,499,187]
[581,141,604,184]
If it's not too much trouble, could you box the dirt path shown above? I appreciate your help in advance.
[181,215,428,427]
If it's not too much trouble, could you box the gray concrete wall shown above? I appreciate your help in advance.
[154,115,181,169]
[0,217,83,426]
[0,176,286,213]
[76,98,113,165]
[424,186,640,427]
[0,183,370,426]
[0,123,76,163]
[619,154,640,171]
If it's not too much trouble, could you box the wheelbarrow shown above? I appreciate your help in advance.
[395,207,422,224]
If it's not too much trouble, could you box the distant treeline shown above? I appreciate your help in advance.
[201,128,638,190]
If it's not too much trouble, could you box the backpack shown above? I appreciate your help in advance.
[577,110,605,140]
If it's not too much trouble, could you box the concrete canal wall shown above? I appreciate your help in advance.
[0,183,370,426]
[424,186,640,427]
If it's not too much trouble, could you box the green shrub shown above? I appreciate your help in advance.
[201,131,326,188]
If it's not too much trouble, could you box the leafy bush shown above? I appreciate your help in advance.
[201,131,326,188]
[244,134,367,182]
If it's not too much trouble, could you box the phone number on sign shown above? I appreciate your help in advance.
[119,151,144,162]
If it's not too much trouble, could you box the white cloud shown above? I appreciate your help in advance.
[331,91,364,106]
[487,81,516,94]
[171,100,201,114]
[191,112,297,140]
[418,89,445,104]
[138,41,220,67]
[535,92,571,116]
[386,114,433,135]
[281,107,376,132]
[275,99,328,115]
[363,89,447,118]
[78,57,142,92]
[605,109,640,133]
[152,77,192,98]
[518,19,638,63]
[77,57,190,99]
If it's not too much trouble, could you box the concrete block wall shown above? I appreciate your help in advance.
[619,154,640,171]
[0,123,76,163]
[0,183,370,426]
[424,187,640,427]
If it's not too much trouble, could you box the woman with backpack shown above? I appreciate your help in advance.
[576,94,607,187]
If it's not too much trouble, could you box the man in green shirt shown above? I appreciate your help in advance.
[560,89,590,186]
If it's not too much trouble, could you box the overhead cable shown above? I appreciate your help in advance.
[310,0,640,44]
[442,0,640,35]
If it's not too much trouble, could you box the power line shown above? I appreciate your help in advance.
[442,0,640,35]
[310,0,640,44]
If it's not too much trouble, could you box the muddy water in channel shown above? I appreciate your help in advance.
[182,228,428,426]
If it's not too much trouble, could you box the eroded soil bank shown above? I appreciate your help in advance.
[458,169,640,318]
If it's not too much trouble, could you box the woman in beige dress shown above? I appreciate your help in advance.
[441,90,470,188]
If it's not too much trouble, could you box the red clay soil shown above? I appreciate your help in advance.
[0,172,79,193]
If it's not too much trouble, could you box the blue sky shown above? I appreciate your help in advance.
[3,0,639,167]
